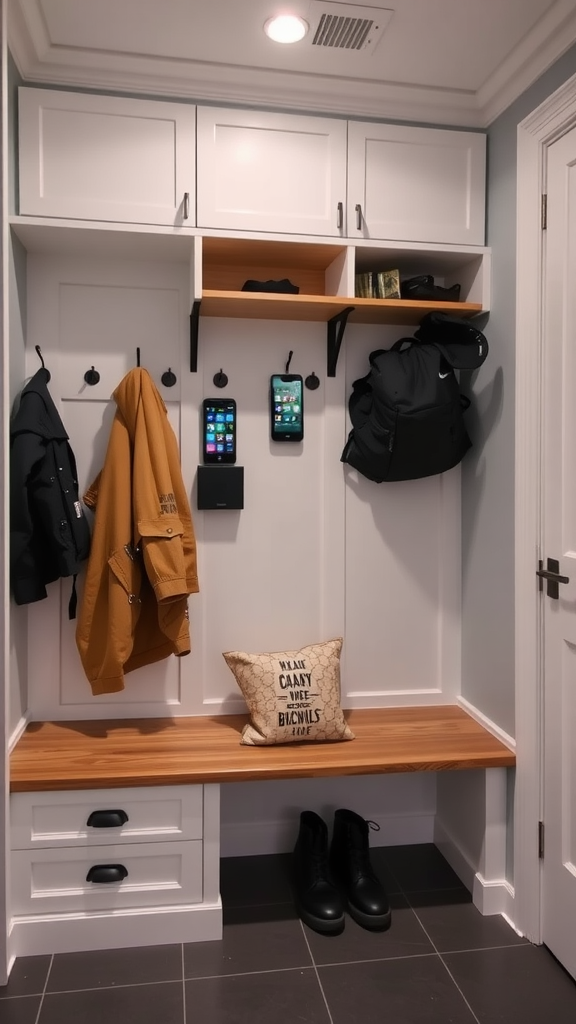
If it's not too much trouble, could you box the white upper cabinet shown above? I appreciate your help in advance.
[347,122,486,245]
[196,107,348,237]
[16,89,486,245]
[18,89,196,227]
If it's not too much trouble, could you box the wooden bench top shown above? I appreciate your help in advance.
[10,706,515,792]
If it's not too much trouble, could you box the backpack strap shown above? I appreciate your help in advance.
[348,371,372,423]
[414,313,488,370]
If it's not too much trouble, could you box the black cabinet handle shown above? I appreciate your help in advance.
[86,864,128,884]
[86,810,129,829]
[355,203,363,230]
[183,192,190,219]
[337,201,343,230]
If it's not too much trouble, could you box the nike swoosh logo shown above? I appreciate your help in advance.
[439,371,451,379]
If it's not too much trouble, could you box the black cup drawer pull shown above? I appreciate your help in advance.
[86,810,129,829]
[86,864,128,884]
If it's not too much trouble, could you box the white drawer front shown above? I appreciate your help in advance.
[11,786,203,849]
[11,841,203,914]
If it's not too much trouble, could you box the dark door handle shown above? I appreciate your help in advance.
[535,569,570,584]
[86,864,128,884]
[536,558,569,599]
[86,810,129,829]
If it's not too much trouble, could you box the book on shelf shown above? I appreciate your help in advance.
[375,269,401,299]
[354,272,374,298]
[355,269,402,299]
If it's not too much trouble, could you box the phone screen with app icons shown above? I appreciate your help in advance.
[202,399,237,464]
[270,374,304,442]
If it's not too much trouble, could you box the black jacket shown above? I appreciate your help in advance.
[10,367,91,608]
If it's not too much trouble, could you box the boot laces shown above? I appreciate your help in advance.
[349,819,380,876]
[349,819,380,846]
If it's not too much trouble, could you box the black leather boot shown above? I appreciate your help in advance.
[330,808,391,931]
[293,811,345,934]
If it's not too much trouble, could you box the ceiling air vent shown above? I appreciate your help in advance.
[309,2,393,54]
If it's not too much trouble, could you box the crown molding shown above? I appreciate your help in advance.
[7,0,576,129]
[5,18,485,127]
[478,0,576,126]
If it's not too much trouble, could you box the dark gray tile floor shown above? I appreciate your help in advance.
[2,843,576,1023]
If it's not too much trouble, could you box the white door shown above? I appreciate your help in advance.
[540,123,576,980]
[196,106,347,236]
[347,121,486,245]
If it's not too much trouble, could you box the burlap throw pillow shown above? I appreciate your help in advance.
[222,638,354,746]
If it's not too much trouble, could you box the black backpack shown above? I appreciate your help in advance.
[341,314,488,483]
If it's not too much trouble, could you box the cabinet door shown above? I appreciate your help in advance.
[19,89,196,226]
[347,122,486,245]
[197,106,347,236]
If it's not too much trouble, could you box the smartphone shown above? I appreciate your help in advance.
[270,374,304,443]
[202,398,237,464]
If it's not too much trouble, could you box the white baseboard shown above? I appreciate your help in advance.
[9,900,222,958]
[8,714,30,753]
[434,818,476,892]
[457,696,516,751]
[472,872,516,920]
[435,818,516,919]
[221,811,436,858]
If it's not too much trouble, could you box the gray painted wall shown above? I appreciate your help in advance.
[461,44,576,738]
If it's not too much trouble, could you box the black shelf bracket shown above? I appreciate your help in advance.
[190,300,201,372]
[327,306,355,377]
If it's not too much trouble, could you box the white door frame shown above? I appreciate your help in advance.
[515,71,576,943]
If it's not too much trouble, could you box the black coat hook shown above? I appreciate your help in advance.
[305,372,320,390]
[161,367,177,388]
[213,368,228,389]
[84,365,100,386]
[34,345,50,381]
[285,350,293,374]
[136,347,141,367]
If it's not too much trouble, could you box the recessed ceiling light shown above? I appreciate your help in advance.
[264,15,309,44]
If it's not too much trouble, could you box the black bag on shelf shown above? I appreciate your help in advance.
[241,279,299,293]
[341,314,488,483]
[400,275,461,302]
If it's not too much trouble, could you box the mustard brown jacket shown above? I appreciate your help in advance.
[76,368,199,695]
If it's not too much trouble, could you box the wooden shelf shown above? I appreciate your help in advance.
[10,706,515,793]
[200,290,482,325]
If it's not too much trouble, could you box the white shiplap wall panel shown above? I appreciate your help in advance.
[341,322,461,705]
[25,255,193,718]
[192,315,343,713]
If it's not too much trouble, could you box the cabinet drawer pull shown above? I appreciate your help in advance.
[86,864,128,884]
[86,810,129,829]
[183,192,190,219]
[337,201,343,230]
[355,203,363,230]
